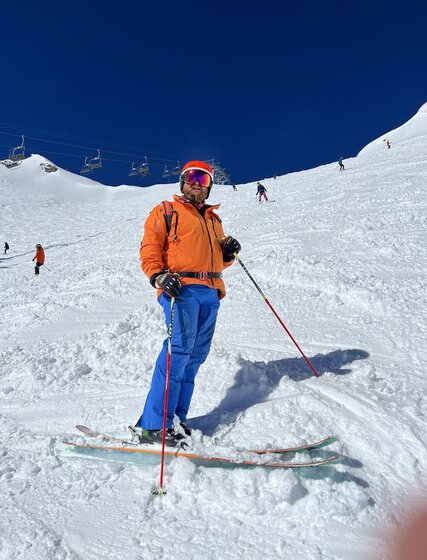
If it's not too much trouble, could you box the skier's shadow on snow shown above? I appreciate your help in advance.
[189,348,369,436]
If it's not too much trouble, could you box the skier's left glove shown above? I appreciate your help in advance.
[221,236,241,261]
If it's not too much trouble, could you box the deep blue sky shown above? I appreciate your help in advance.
[1,0,425,186]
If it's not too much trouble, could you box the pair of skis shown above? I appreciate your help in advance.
[63,425,340,469]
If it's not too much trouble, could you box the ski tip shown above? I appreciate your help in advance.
[295,454,341,468]
[75,425,99,437]
[324,454,341,465]
[309,436,338,448]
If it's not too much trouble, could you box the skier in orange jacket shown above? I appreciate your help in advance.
[32,244,45,275]
[135,160,241,446]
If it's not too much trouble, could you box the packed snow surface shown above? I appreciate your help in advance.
[0,125,426,559]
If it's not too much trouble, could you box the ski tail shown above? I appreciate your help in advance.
[247,436,337,455]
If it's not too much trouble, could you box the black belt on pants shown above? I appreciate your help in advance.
[176,271,222,280]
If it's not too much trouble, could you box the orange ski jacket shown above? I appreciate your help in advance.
[140,195,234,299]
[33,247,45,264]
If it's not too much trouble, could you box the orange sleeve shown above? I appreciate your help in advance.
[139,204,168,280]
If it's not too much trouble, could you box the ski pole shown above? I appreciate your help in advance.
[154,296,176,496]
[234,254,319,378]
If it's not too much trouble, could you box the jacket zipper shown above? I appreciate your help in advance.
[186,203,218,287]
[196,211,215,287]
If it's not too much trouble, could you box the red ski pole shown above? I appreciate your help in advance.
[153,296,176,496]
[234,254,319,378]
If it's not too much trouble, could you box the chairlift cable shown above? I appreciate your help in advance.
[0,123,177,160]
[0,130,182,164]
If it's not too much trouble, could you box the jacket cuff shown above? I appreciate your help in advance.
[150,271,164,288]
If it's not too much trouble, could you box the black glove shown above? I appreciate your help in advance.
[221,236,241,260]
[154,272,182,297]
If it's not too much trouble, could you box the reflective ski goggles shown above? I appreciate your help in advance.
[182,169,212,188]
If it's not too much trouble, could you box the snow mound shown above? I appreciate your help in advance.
[0,153,107,199]
[358,101,427,155]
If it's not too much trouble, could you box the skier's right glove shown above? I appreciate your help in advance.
[153,272,182,297]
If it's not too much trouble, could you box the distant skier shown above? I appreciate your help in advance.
[4,242,9,254]
[338,157,345,171]
[256,182,269,203]
[383,139,392,149]
[32,244,45,275]
[232,184,237,191]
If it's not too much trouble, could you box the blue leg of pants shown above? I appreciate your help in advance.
[137,285,220,430]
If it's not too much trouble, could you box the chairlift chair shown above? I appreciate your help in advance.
[129,157,149,177]
[139,157,149,176]
[80,149,102,174]
[129,162,138,177]
[9,135,25,162]
[171,161,181,176]
[162,165,171,178]
[88,149,102,169]
[80,157,93,175]
[137,163,149,176]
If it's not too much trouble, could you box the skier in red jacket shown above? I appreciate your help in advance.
[32,244,45,275]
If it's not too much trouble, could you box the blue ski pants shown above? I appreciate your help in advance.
[137,285,220,430]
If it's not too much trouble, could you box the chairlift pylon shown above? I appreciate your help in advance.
[80,149,102,175]
[210,161,230,185]
[9,135,25,162]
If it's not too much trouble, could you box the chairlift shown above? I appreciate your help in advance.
[129,157,149,177]
[139,157,149,175]
[162,165,171,178]
[80,149,102,175]
[171,161,181,176]
[80,157,93,175]
[9,135,25,162]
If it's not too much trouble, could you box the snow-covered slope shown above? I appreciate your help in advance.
[0,135,426,559]
[359,101,427,155]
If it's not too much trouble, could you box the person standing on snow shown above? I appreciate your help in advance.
[256,181,269,203]
[383,139,392,149]
[338,157,345,171]
[32,244,45,275]
[4,242,9,254]
[134,160,241,446]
